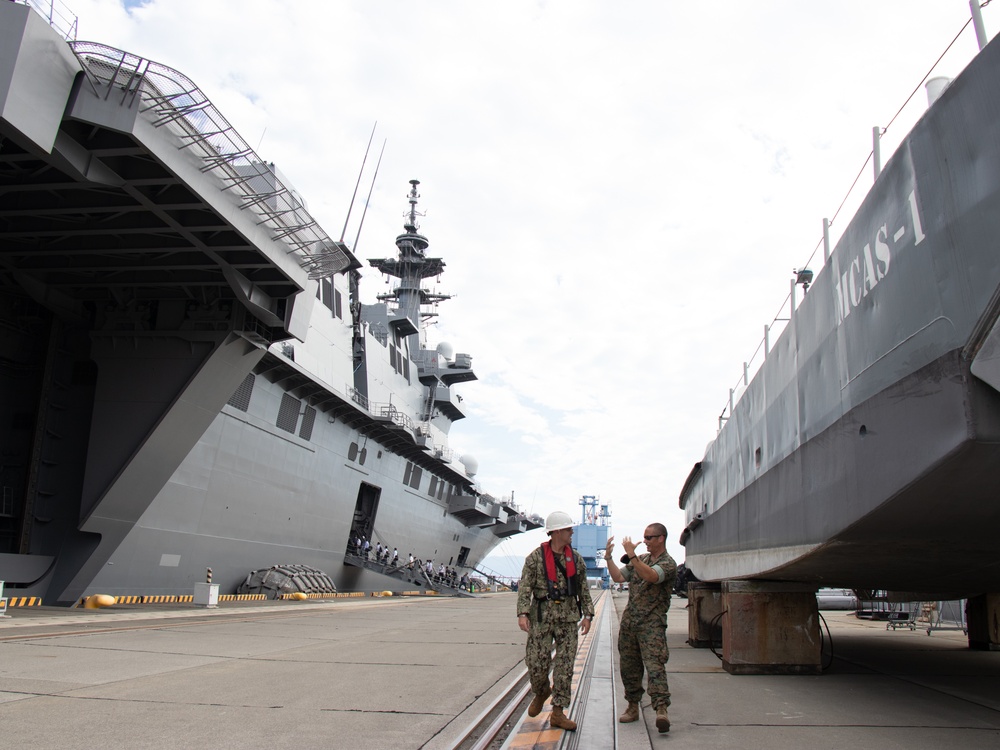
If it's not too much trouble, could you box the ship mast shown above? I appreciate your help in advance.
[368,180,451,344]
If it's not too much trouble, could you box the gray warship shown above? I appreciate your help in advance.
[679,11,1000,601]
[0,1,540,605]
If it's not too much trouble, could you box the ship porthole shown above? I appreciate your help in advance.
[859,424,868,437]
[754,447,762,468]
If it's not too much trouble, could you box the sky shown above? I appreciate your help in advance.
[44,0,1000,577]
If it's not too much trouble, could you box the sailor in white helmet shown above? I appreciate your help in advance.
[515,510,595,732]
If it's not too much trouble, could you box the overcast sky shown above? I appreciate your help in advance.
[58,0,999,574]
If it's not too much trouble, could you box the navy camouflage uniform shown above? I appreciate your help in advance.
[618,549,677,710]
[516,546,595,708]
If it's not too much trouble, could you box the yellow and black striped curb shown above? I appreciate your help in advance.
[3,597,43,607]
[77,594,195,606]
[72,589,449,607]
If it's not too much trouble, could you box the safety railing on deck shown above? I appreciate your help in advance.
[715,2,993,433]
[19,0,77,40]
[67,41,353,280]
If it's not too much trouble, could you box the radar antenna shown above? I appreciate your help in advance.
[340,122,377,243]
[405,179,423,233]
[351,138,386,254]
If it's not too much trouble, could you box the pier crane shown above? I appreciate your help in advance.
[572,495,611,587]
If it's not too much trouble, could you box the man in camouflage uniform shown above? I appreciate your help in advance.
[517,510,595,732]
[605,522,677,733]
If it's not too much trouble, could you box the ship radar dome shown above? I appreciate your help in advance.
[460,455,479,477]
[436,341,454,361]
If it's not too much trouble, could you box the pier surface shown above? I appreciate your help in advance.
[2,592,999,748]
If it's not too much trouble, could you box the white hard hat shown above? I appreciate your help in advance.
[545,511,574,533]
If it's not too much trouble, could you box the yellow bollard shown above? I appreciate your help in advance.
[84,594,116,609]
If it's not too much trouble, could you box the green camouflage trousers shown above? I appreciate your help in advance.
[618,615,670,709]
[525,619,578,707]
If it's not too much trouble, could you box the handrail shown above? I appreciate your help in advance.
[715,5,989,433]
[20,0,78,41]
[66,41,355,280]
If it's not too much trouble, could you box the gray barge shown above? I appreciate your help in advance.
[679,8,1000,662]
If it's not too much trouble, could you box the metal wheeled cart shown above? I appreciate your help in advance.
[855,591,912,626]
[914,600,968,636]
[886,601,918,630]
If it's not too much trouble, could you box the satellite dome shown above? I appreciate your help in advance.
[459,455,478,477]
[436,341,455,361]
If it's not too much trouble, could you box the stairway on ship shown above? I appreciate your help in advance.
[342,553,477,597]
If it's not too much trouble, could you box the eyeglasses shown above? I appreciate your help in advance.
[643,534,664,540]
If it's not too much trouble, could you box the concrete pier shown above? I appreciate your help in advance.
[3,592,1000,748]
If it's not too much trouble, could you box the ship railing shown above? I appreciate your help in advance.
[371,402,413,431]
[67,41,353,281]
[344,389,423,437]
[19,0,78,41]
[347,386,370,411]
[715,3,993,433]
[472,564,515,591]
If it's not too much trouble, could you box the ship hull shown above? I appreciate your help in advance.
[84,376,506,598]
[682,29,1000,595]
[686,348,1000,593]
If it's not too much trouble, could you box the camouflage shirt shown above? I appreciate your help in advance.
[516,545,595,623]
[621,549,677,622]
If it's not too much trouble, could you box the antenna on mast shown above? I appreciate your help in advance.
[404,179,421,232]
[340,121,377,243]
[352,139,387,254]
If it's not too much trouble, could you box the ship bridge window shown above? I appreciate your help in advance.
[227,373,255,412]
[429,476,438,497]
